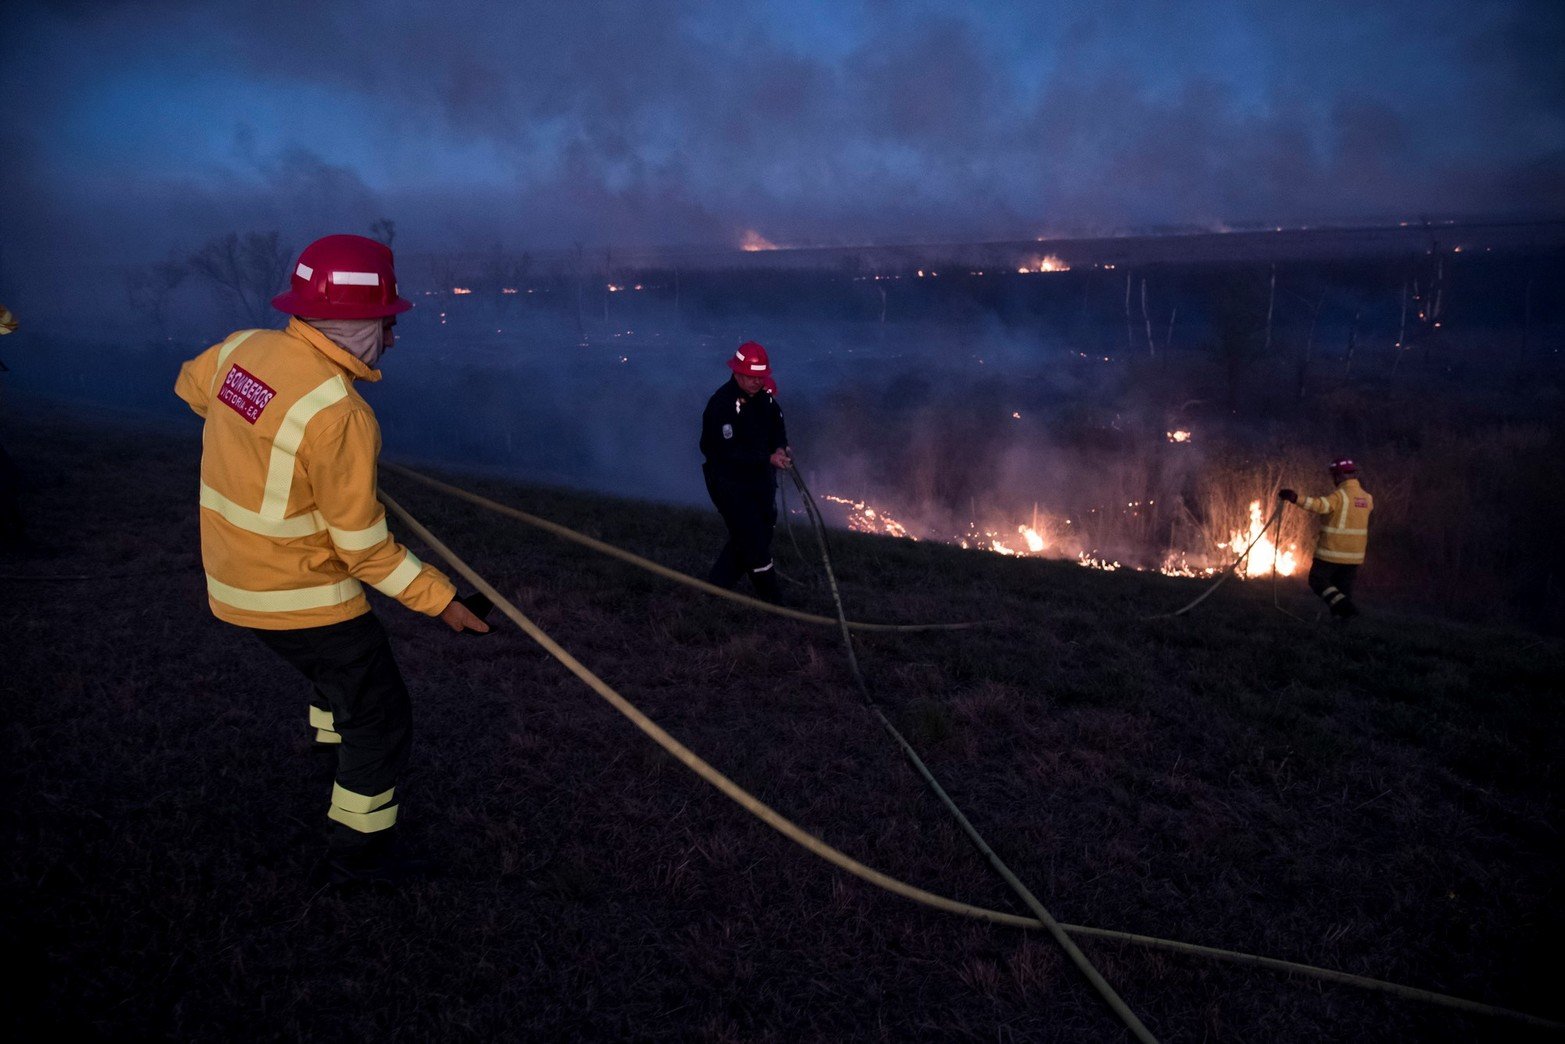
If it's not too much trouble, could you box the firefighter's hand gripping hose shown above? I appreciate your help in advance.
[382,462,980,633]
[379,487,1562,1034]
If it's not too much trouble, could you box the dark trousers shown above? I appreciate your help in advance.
[252,611,411,848]
[704,467,779,601]
[1307,560,1360,617]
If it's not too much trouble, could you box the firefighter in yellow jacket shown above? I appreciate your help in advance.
[1279,458,1373,619]
[175,234,489,883]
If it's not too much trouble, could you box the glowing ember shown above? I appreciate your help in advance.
[740,230,778,252]
[501,287,519,294]
[1078,553,1122,571]
[1167,430,1192,443]
[821,495,915,539]
[1016,254,1070,274]
[451,287,472,295]
[1224,500,1298,578]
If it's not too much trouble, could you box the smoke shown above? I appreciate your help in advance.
[2,0,1561,306]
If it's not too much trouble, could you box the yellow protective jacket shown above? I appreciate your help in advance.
[1298,478,1373,565]
[174,318,456,629]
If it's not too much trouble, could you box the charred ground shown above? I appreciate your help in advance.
[1,409,1560,1041]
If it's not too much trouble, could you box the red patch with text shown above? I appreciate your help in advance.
[217,364,277,424]
[1354,497,1369,508]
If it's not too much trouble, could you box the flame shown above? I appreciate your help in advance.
[451,287,472,295]
[821,495,914,539]
[1167,430,1192,443]
[1016,254,1070,274]
[740,230,778,252]
[815,490,1295,582]
[1225,500,1297,578]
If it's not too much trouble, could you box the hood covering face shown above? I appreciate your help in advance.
[305,317,386,368]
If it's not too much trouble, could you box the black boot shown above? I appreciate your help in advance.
[326,826,431,887]
[749,564,781,604]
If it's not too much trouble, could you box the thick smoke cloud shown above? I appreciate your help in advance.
[0,0,1561,282]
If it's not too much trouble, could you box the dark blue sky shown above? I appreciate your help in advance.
[2,0,1562,264]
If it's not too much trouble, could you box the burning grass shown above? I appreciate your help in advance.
[2,409,1562,1041]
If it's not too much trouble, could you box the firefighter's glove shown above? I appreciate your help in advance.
[1277,488,1298,503]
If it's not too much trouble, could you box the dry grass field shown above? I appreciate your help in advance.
[1,408,1560,1041]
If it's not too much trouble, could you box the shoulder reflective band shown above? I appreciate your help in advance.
[370,551,424,597]
[206,574,363,612]
[260,375,349,518]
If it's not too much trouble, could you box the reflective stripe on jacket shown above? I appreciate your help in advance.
[174,318,455,629]
[1298,478,1373,565]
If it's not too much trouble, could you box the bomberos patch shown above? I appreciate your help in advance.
[217,364,277,424]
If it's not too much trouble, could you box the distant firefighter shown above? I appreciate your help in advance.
[174,234,489,884]
[700,340,791,603]
[1279,458,1374,619]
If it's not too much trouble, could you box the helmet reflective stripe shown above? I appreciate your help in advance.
[734,351,746,361]
[295,263,314,280]
[331,271,381,286]
[749,363,766,371]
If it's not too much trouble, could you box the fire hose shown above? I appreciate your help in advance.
[382,463,979,633]
[379,479,1562,1033]
[783,462,1157,1042]
[1147,501,1288,619]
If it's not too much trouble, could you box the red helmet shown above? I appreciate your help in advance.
[272,234,413,319]
[1329,458,1358,476]
[728,340,771,378]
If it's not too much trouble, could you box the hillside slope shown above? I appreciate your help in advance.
[1,410,1560,1042]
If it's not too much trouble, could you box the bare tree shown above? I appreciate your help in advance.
[1140,276,1155,356]
[369,218,396,248]
[1342,306,1362,380]
[571,242,588,338]
[482,244,533,314]
[1294,288,1325,402]
[1123,270,1134,354]
[189,232,291,326]
[126,253,188,339]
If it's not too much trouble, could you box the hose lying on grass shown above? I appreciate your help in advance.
[380,486,1562,1034]
[784,461,1157,1042]
[383,462,981,634]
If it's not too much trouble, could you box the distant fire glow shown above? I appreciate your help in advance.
[740,230,779,252]
[1167,430,1192,443]
[451,287,472,295]
[1017,255,1070,274]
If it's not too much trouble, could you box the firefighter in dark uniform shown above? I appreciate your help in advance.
[700,341,791,603]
